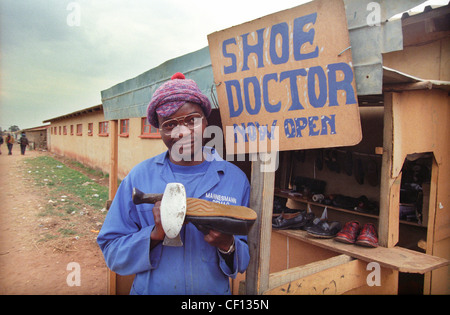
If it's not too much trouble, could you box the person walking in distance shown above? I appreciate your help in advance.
[5,134,14,155]
[19,133,29,155]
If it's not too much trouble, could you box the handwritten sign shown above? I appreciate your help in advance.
[207,0,362,154]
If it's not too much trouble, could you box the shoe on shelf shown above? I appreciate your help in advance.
[355,223,378,248]
[272,211,315,230]
[334,221,360,244]
[306,220,342,238]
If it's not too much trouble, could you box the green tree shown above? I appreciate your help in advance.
[9,125,20,132]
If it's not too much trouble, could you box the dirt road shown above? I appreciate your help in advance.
[0,145,107,295]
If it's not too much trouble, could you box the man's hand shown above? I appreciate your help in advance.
[204,230,234,252]
[150,201,165,243]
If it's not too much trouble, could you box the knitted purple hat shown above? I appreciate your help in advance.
[147,72,212,128]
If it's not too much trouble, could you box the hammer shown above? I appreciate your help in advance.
[132,183,257,247]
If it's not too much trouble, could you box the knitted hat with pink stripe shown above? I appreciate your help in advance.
[146,72,212,128]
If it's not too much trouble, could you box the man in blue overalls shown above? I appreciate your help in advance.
[97,73,251,294]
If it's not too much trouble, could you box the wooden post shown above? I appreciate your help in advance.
[107,120,119,295]
[379,93,400,248]
[109,120,119,200]
[245,153,276,294]
[424,157,439,294]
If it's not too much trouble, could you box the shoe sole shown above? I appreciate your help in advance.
[334,235,356,244]
[186,198,257,221]
[306,231,336,239]
[355,239,378,248]
[189,216,255,235]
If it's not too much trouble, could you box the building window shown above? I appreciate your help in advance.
[119,119,129,137]
[88,123,93,136]
[63,126,67,135]
[99,121,109,137]
[76,124,82,136]
[59,126,62,135]
[70,125,74,135]
[140,117,161,138]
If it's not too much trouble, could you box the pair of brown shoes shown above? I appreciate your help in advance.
[334,221,378,248]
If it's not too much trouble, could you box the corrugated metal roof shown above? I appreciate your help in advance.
[43,104,103,123]
[21,125,50,132]
[343,0,427,95]
[383,66,450,91]
[101,47,215,121]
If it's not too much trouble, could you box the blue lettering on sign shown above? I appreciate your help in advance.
[327,62,356,106]
[262,73,281,113]
[242,28,265,71]
[224,63,356,118]
[225,80,243,118]
[293,13,319,61]
[223,12,321,73]
[234,120,278,143]
[284,115,336,138]
[280,69,307,111]
[308,66,327,108]
[243,76,261,115]
[270,22,289,65]
[220,10,357,141]
[223,38,237,74]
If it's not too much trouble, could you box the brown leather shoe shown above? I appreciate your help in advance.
[334,221,360,244]
[355,223,378,248]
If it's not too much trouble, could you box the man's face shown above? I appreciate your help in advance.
[157,102,207,164]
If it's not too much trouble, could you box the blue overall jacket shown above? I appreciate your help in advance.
[97,149,251,294]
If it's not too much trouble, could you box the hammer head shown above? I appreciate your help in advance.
[160,183,186,245]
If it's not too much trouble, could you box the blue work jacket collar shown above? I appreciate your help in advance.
[155,147,225,198]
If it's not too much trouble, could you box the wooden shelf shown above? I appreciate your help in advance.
[275,229,448,274]
[275,188,426,228]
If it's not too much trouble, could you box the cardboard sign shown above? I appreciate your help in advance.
[207,0,362,154]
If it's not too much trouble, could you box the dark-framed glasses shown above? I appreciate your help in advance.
[159,112,204,135]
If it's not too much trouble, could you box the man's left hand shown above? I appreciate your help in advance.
[204,230,234,252]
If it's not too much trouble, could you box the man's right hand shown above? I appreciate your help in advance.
[150,201,165,247]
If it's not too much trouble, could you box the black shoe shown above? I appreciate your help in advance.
[304,206,327,231]
[306,220,342,238]
[189,216,255,236]
[272,211,314,230]
[184,198,257,236]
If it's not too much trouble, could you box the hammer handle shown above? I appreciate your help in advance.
[132,187,163,205]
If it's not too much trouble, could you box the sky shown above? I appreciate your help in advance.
[0,0,447,130]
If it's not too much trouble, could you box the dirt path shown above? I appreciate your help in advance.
[0,145,107,295]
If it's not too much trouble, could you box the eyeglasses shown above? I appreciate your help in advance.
[159,112,204,135]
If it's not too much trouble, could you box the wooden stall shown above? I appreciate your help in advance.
[207,1,450,294]
[242,86,450,295]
